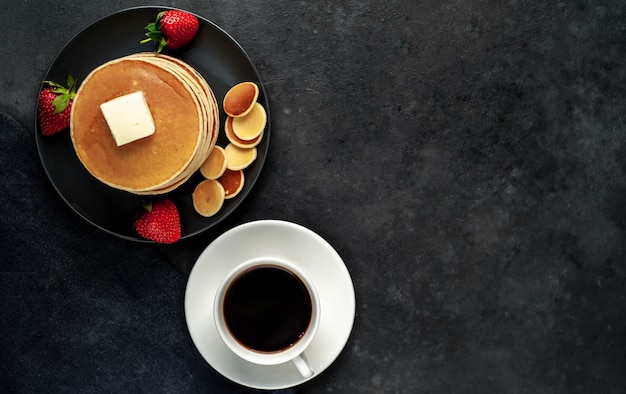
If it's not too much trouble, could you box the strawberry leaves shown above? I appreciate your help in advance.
[141,11,168,52]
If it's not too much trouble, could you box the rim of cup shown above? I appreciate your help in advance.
[213,257,321,366]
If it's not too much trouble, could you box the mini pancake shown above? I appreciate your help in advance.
[224,116,263,148]
[200,145,227,180]
[223,82,259,117]
[224,143,257,171]
[192,179,225,217]
[218,169,244,199]
[231,102,266,141]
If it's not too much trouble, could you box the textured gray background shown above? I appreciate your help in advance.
[1,0,625,393]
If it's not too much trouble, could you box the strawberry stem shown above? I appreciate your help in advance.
[142,200,154,213]
[140,11,168,53]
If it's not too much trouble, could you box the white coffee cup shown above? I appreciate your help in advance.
[213,257,321,377]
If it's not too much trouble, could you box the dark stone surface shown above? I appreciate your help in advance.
[1,1,625,393]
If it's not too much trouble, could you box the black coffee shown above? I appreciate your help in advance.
[223,265,312,352]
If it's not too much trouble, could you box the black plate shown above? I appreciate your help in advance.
[35,6,270,242]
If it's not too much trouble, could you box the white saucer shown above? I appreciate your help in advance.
[184,220,356,390]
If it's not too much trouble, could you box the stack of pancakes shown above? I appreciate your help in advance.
[70,53,219,195]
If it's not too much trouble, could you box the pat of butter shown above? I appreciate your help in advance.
[100,91,155,146]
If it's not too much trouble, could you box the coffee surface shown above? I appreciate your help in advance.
[223,265,312,352]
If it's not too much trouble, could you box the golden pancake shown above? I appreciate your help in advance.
[200,145,227,180]
[122,53,220,192]
[224,143,257,171]
[217,169,244,199]
[232,102,266,140]
[128,54,218,194]
[224,116,263,148]
[223,82,259,117]
[192,179,225,217]
[70,53,218,195]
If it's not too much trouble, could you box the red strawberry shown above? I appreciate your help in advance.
[37,75,77,136]
[141,10,199,52]
[134,199,182,244]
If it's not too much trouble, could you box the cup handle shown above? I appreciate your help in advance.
[292,353,313,378]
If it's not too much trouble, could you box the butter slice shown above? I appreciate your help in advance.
[100,91,155,146]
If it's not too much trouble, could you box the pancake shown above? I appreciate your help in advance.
[231,102,266,140]
[127,54,218,194]
[192,179,225,217]
[224,116,263,148]
[70,53,218,195]
[223,81,259,117]
[200,145,227,180]
[224,143,257,171]
[217,169,244,199]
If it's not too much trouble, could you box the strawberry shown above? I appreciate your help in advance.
[37,75,77,136]
[134,199,182,244]
[141,10,199,53]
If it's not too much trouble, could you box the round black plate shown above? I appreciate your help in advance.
[35,6,270,242]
